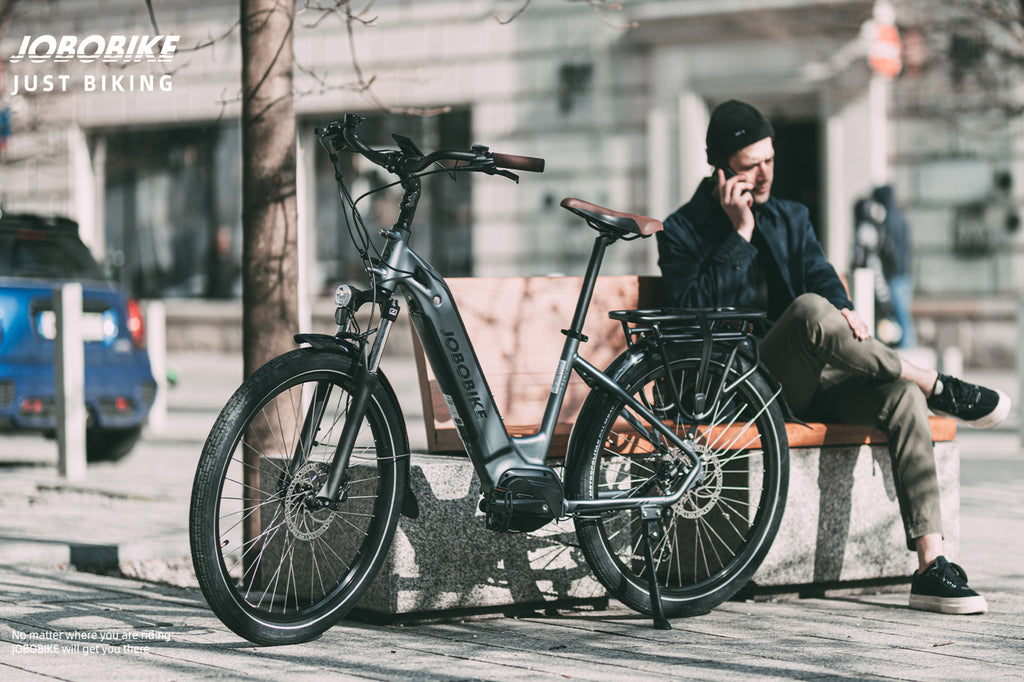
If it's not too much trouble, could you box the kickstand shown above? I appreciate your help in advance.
[641,507,671,630]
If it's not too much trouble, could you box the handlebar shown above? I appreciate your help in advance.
[317,114,545,179]
[493,153,545,173]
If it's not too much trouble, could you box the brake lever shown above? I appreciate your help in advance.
[484,166,520,183]
[443,158,520,183]
[316,123,352,154]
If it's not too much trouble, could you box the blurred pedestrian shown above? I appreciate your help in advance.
[852,187,914,348]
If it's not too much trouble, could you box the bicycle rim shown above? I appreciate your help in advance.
[190,350,405,644]
[571,351,788,616]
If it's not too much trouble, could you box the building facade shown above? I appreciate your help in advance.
[1,0,1021,312]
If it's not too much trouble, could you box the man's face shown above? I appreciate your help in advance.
[725,137,774,205]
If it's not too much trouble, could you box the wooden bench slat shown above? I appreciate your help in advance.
[413,275,957,456]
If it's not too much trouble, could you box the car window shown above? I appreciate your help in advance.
[0,230,106,281]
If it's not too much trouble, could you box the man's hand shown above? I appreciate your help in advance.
[840,308,870,341]
[715,168,755,241]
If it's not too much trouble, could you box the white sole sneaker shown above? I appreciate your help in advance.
[909,592,988,615]
[933,388,1011,430]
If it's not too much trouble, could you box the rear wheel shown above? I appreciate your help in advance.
[189,348,407,645]
[568,345,788,618]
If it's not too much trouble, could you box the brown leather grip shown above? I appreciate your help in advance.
[492,153,545,173]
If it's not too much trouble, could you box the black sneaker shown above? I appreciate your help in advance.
[909,556,988,615]
[927,373,1010,429]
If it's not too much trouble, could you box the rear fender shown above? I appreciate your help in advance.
[564,340,794,482]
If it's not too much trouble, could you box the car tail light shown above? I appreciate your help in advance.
[127,298,146,349]
[21,397,45,415]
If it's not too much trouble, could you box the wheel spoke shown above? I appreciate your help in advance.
[190,350,406,644]
[571,350,787,619]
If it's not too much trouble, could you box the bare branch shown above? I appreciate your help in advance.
[179,20,243,53]
[144,0,161,34]
[298,0,378,29]
[294,59,374,96]
[576,0,638,30]
[494,0,532,25]
[496,0,636,29]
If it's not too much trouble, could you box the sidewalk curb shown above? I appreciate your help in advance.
[0,537,191,571]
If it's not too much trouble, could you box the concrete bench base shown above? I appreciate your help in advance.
[755,440,958,588]
[353,442,959,617]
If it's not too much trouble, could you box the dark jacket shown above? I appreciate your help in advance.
[657,178,853,329]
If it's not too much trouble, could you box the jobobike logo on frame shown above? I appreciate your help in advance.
[7,35,180,95]
[9,35,180,64]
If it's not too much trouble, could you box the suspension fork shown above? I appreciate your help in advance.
[313,298,400,506]
[286,379,334,479]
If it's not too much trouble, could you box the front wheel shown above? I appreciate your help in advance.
[189,348,408,645]
[568,345,788,618]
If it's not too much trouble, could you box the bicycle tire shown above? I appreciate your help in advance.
[567,344,788,618]
[189,348,408,645]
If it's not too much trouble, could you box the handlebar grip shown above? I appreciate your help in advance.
[492,153,545,173]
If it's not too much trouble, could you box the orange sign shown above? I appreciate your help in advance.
[868,21,902,79]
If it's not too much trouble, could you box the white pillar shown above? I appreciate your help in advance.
[868,74,889,188]
[678,92,711,205]
[55,283,87,479]
[646,106,674,223]
[852,267,876,337]
[296,129,314,334]
[69,125,100,254]
[824,103,847,266]
[1019,294,1024,446]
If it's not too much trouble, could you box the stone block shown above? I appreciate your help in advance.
[294,441,959,616]
[356,456,605,615]
[753,440,959,587]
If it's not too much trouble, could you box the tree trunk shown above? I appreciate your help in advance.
[239,0,297,568]
[240,0,297,379]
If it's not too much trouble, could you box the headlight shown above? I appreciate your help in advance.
[334,284,354,308]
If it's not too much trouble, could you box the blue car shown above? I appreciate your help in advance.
[0,213,157,460]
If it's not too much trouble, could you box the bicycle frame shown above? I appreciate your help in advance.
[358,227,703,514]
[309,120,703,517]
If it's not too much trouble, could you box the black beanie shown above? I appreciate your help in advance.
[705,100,774,166]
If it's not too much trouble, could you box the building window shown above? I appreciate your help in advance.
[100,110,471,301]
[102,123,241,299]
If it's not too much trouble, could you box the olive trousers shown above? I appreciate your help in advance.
[758,293,941,550]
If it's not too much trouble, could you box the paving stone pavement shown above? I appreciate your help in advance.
[0,352,1022,680]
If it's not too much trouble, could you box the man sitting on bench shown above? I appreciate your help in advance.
[656,99,1011,615]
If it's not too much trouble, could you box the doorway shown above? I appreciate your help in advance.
[771,117,823,239]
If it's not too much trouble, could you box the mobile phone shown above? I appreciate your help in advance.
[717,166,751,195]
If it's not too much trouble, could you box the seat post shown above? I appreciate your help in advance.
[515,232,614,463]
[566,234,613,339]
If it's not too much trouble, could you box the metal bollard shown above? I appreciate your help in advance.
[851,267,876,337]
[146,301,167,435]
[55,283,87,479]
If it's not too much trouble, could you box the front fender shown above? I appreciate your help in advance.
[294,332,361,354]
